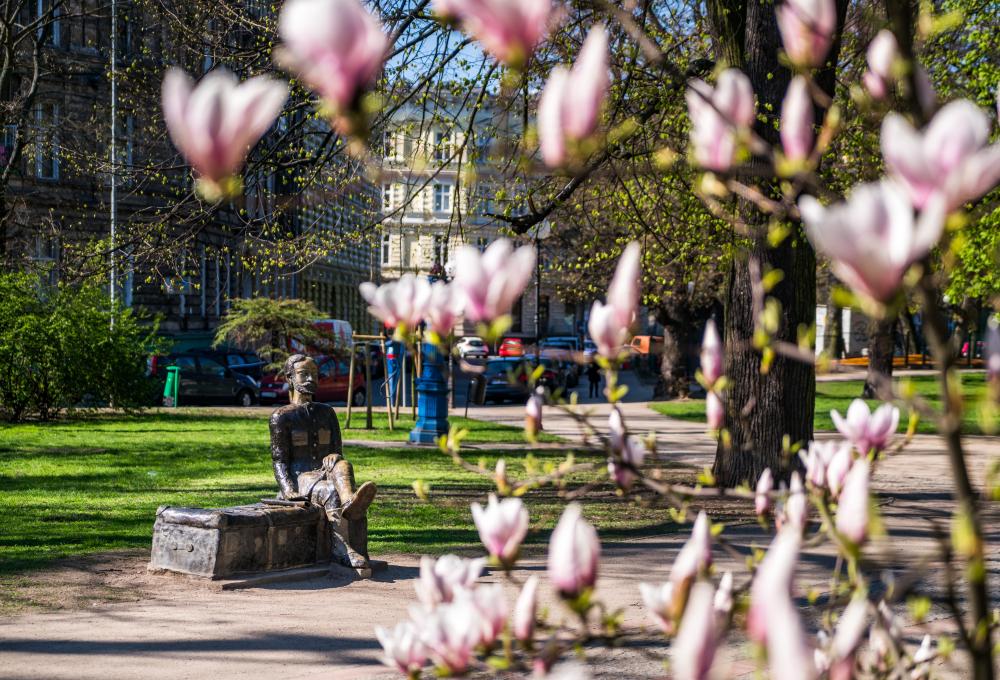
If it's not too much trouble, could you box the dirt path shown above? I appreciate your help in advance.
[2,405,998,679]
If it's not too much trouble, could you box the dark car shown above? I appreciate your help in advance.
[482,358,530,404]
[153,353,260,406]
[187,347,267,380]
[520,354,574,390]
[259,354,366,406]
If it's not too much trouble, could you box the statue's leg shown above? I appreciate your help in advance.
[310,480,368,570]
[331,459,377,521]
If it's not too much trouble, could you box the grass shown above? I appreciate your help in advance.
[650,373,995,435]
[0,410,675,576]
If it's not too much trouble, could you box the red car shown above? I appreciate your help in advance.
[498,337,524,357]
[259,355,366,406]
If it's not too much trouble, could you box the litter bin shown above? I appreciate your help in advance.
[163,365,180,407]
[469,374,487,406]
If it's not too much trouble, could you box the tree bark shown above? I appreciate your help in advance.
[823,272,845,359]
[654,323,689,399]
[708,0,849,487]
[863,318,895,398]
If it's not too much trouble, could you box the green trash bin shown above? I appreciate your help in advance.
[163,365,180,407]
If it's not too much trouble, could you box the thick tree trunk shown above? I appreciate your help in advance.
[654,323,689,399]
[863,318,895,398]
[708,0,849,487]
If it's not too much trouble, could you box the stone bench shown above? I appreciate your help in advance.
[149,503,329,579]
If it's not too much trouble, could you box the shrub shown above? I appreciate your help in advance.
[0,273,165,421]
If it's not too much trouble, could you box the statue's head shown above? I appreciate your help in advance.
[283,354,318,400]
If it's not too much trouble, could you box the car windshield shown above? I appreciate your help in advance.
[467,339,484,346]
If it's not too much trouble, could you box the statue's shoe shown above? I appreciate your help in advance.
[342,481,377,520]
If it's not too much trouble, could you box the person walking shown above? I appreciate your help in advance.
[586,362,601,399]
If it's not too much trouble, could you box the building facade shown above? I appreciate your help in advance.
[376,98,576,339]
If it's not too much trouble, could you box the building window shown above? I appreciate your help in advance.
[34,102,59,180]
[381,233,391,265]
[433,183,451,212]
[432,235,446,266]
[433,130,451,162]
[382,130,394,159]
[382,183,392,210]
[476,236,488,252]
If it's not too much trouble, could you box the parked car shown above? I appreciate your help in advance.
[259,354,366,406]
[456,336,489,359]
[629,335,664,355]
[482,358,530,403]
[498,337,524,357]
[520,355,573,390]
[190,347,267,379]
[152,353,261,406]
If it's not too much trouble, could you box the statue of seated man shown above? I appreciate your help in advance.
[268,354,377,571]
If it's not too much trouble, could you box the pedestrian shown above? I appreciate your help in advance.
[586,362,601,399]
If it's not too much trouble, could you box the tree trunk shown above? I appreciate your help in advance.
[654,323,689,399]
[863,318,895,398]
[708,0,849,487]
[823,272,845,359]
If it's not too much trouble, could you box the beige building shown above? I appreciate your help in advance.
[376,99,578,339]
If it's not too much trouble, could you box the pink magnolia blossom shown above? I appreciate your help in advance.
[825,442,855,499]
[912,634,934,678]
[831,399,900,455]
[421,598,483,675]
[671,581,719,680]
[547,503,600,599]
[799,180,945,302]
[538,26,609,167]
[863,30,898,99]
[452,239,536,323]
[700,320,723,385]
[425,281,463,338]
[639,581,675,633]
[781,75,814,162]
[685,69,756,171]
[588,242,641,359]
[882,100,1000,212]
[749,528,816,680]
[415,554,485,608]
[607,435,646,490]
[468,582,507,646]
[779,472,809,532]
[525,388,544,438]
[829,596,870,678]
[986,316,1000,381]
[606,241,642,329]
[713,571,734,616]
[375,621,427,676]
[608,408,626,451]
[276,0,387,127]
[161,68,287,196]
[836,459,870,544]
[706,391,724,430]
[670,511,713,593]
[360,274,432,333]
[471,494,529,565]
[799,440,852,491]
[756,468,774,516]
[438,0,553,68]
[777,0,837,68]
[513,574,539,643]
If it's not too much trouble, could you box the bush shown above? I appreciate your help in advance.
[213,296,331,369]
[0,273,165,421]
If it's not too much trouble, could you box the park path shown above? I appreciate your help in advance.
[2,383,1000,678]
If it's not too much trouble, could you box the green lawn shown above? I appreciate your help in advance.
[0,411,670,576]
[651,373,995,435]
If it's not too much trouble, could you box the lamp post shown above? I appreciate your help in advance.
[531,222,552,342]
[409,267,450,444]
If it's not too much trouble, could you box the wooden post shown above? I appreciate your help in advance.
[381,335,394,431]
[396,347,406,420]
[364,340,373,429]
[346,341,356,428]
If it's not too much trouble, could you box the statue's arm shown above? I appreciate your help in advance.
[269,412,297,499]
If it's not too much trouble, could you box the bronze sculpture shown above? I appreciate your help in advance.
[269,353,377,571]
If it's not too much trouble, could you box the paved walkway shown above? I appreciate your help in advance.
[2,391,999,678]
